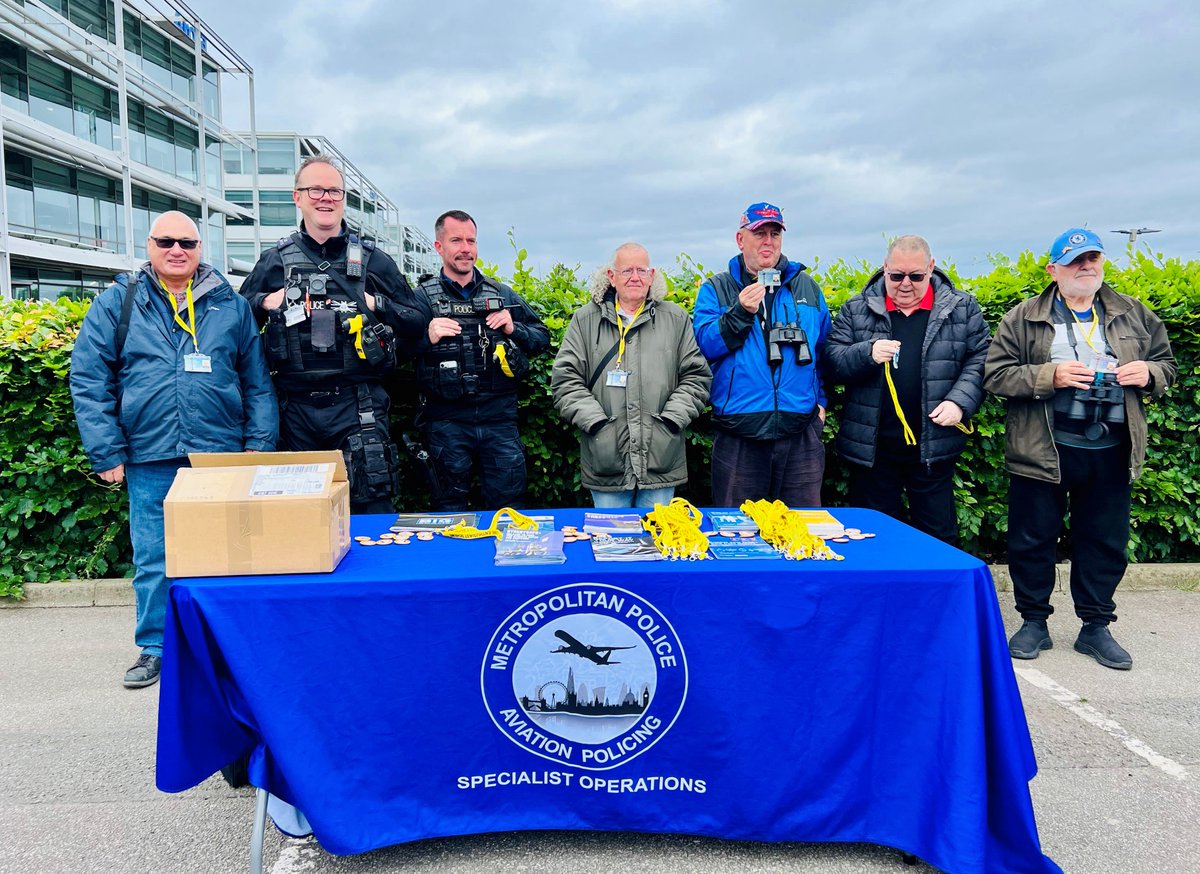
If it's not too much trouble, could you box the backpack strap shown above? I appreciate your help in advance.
[114,269,141,361]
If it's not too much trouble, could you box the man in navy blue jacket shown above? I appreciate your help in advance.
[70,211,278,688]
[693,203,832,507]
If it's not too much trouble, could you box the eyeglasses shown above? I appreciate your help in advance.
[886,271,928,284]
[295,186,346,202]
[150,237,199,250]
[614,267,653,278]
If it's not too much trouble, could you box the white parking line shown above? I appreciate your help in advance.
[270,836,321,873]
[1014,666,1189,780]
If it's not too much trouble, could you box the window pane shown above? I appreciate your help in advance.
[99,198,119,251]
[146,133,174,174]
[257,138,295,176]
[34,185,80,241]
[5,182,35,232]
[261,202,296,226]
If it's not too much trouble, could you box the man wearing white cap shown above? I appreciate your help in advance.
[984,228,1175,670]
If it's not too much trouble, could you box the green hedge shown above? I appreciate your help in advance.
[3,247,1197,598]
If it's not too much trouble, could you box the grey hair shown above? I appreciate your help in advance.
[294,154,344,189]
[609,241,650,267]
[886,234,932,262]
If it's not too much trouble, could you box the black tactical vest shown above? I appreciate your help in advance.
[415,276,527,400]
[262,232,392,381]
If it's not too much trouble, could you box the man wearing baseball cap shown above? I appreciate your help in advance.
[693,203,832,506]
[983,228,1176,670]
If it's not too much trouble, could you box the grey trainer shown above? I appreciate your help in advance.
[123,653,162,688]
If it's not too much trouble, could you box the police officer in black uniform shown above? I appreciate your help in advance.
[240,155,421,513]
[413,210,550,510]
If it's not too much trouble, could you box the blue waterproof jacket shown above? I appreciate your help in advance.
[693,256,831,440]
[70,264,278,472]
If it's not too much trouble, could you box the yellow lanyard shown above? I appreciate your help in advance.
[883,361,973,443]
[614,302,644,368]
[1067,304,1101,352]
[160,279,198,352]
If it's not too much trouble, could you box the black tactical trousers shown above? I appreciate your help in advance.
[279,382,396,514]
[425,419,526,511]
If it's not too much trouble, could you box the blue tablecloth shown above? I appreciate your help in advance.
[157,508,1059,873]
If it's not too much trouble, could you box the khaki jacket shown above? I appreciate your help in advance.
[552,271,711,492]
[983,282,1176,483]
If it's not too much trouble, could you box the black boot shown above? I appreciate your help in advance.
[1074,623,1132,670]
[1008,620,1052,659]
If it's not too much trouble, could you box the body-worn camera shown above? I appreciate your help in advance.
[287,271,331,297]
[1065,372,1126,440]
[767,322,813,367]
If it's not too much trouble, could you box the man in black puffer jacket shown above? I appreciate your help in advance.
[826,235,990,544]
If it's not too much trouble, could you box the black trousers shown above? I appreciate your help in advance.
[279,382,396,514]
[1006,443,1131,625]
[848,454,959,545]
[425,418,526,511]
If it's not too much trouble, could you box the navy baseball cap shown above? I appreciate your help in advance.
[740,202,786,231]
[1049,228,1104,265]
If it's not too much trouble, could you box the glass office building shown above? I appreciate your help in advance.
[223,132,438,282]
[0,0,256,300]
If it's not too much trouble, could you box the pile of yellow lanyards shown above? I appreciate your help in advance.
[740,499,843,561]
[441,507,538,540]
[643,498,709,560]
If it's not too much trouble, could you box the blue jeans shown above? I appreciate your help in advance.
[125,458,189,656]
[590,486,675,509]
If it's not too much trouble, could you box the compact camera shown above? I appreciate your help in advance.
[767,322,813,367]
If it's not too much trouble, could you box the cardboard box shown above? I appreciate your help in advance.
[164,451,351,577]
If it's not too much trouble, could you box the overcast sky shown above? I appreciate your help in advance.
[195,0,1199,278]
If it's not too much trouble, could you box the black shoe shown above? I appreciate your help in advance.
[1009,620,1052,659]
[1074,624,1132,670]
[123,653,162,688]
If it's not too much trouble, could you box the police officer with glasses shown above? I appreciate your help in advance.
[241,155,422,513]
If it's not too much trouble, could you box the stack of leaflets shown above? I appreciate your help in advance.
[708,536,783,560]
[494,527,567,565]
[582,512,645,536]
[707,510,759,533]
[792,509,845,539]
[590,533,664,562]
[391,512,479,532]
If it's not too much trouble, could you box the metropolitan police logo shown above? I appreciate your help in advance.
[481,583,687,771]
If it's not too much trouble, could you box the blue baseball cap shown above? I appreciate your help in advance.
[740,202,786,231]
[1048,228,1104,265]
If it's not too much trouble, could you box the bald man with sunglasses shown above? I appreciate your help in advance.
[70,210,277,688]
[826,235,990,544]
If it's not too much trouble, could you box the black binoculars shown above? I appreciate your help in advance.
[767,322,813,367]
[1066,372,1126,440]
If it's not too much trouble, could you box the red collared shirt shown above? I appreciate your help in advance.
[885,283,934,312]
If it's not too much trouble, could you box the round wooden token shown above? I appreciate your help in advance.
[862,532,876,538]
[719,530,736,537]
[848,532,866,540]
[575,533,591,541]
[416,532,434,541]
[738,531,755,538]
[354,536,371,543]
[831,537,850,544]
[374,539,393,546]
[844,528,861,536]
[360,539,379,546]
[563,535,578,543]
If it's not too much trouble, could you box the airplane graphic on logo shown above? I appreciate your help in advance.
[552,629,635,666]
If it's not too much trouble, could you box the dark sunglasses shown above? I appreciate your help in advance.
[886,271,927,284]
[151,237,200,250]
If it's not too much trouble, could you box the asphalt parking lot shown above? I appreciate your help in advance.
[1,588,1196,873]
